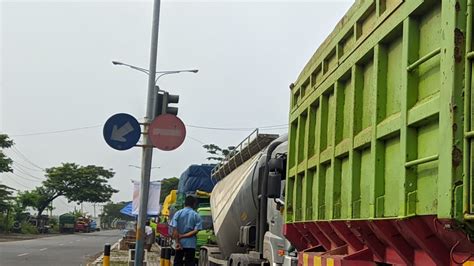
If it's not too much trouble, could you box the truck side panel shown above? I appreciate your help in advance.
[286,0,474,265]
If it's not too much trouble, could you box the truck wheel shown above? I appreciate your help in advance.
[199,249,208,266]
[13,221,20,230]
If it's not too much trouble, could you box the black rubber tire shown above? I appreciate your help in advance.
[13,222,20,230]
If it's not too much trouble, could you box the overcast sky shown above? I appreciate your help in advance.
[1,0,352,215]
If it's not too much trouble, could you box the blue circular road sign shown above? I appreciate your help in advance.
[103,113,141,151]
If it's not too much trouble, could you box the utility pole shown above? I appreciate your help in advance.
[135,0,161,264]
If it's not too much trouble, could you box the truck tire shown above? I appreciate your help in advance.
[13,221,20,229]
[199,248,208,266]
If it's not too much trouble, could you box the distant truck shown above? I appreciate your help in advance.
[195,206,215,257]
[28,214,50,234]
[157,165,217,259]
[89,220,99,232]
[59,213,75,233]
[173,164,216,210]
[75,217,91,233]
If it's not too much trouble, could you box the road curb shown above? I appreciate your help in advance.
[88,240,120,266]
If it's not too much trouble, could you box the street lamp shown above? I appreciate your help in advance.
[128,165,160,170]
[112,58,197,265]
[112,61,198,83]
[112,61,197,116]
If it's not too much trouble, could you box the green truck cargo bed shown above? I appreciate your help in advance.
[286,0,473,224]
[284,0,474,264]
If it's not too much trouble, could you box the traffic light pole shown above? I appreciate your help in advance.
[135,0,161,264]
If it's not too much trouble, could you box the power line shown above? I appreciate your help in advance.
[12,166,44,180]
[10,147,45,171]
[12,160,44,172]
[9,124,102,137]
[7,122,288,136]
[9,172,42,183]
[186,123,289,131]
[187,136,207,145]
[260,126,289,131]
[3,175,32,189]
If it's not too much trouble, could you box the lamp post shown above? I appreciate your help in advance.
[112,62,197,266]
[112,61,198,84]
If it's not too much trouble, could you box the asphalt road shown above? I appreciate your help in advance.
[0,230,122,266]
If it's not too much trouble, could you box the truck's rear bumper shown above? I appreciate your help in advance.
[285,215,474,265]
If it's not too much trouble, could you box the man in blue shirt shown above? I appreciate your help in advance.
[170,195,203,266]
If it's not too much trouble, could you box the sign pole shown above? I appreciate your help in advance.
[135,0,161,264]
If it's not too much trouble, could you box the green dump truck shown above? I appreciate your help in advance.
[59,213,75,233]
[284,0,474,265]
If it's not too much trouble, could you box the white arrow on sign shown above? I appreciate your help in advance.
[111,122,134,142]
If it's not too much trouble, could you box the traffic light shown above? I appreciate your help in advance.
[154,90,179,118]
[163,92,179,115]
[154,92,164,117]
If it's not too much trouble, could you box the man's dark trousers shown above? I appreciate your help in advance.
[174,248,195,266]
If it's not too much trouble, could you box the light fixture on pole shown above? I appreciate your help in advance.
[128,165,160,170]
[112,60,197,265]
[112,61,198,83]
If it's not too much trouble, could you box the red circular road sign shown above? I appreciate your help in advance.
[148,114,186,151]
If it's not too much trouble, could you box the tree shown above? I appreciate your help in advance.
[0,184,14,213]
[0,184,15,232]
[101,201,128,219]
[0,134,14,173]
[17,188,54,217]
[0,134,14,211]
[160,177,179,203]
[20,163,118,218]
[100,201,133,228]
[203,144,236,162]
[70,209,86,218]
[0,134,14,232]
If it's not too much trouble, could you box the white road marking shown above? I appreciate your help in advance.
[76,239,81,242]
[40,248,47,251]
[59,244,64,246]
[69,241,74,244]
[17,253,29,257]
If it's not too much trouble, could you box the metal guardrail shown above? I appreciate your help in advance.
[211,129,279,180]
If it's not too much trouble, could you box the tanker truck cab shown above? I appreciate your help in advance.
[264,142,297,266]
[199,133,297,266]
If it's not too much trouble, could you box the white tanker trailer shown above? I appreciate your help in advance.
[199,132,297,266]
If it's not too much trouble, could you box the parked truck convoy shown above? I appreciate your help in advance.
[283,0,474,265]
[196,1,474,265]
[58,214,99,233]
